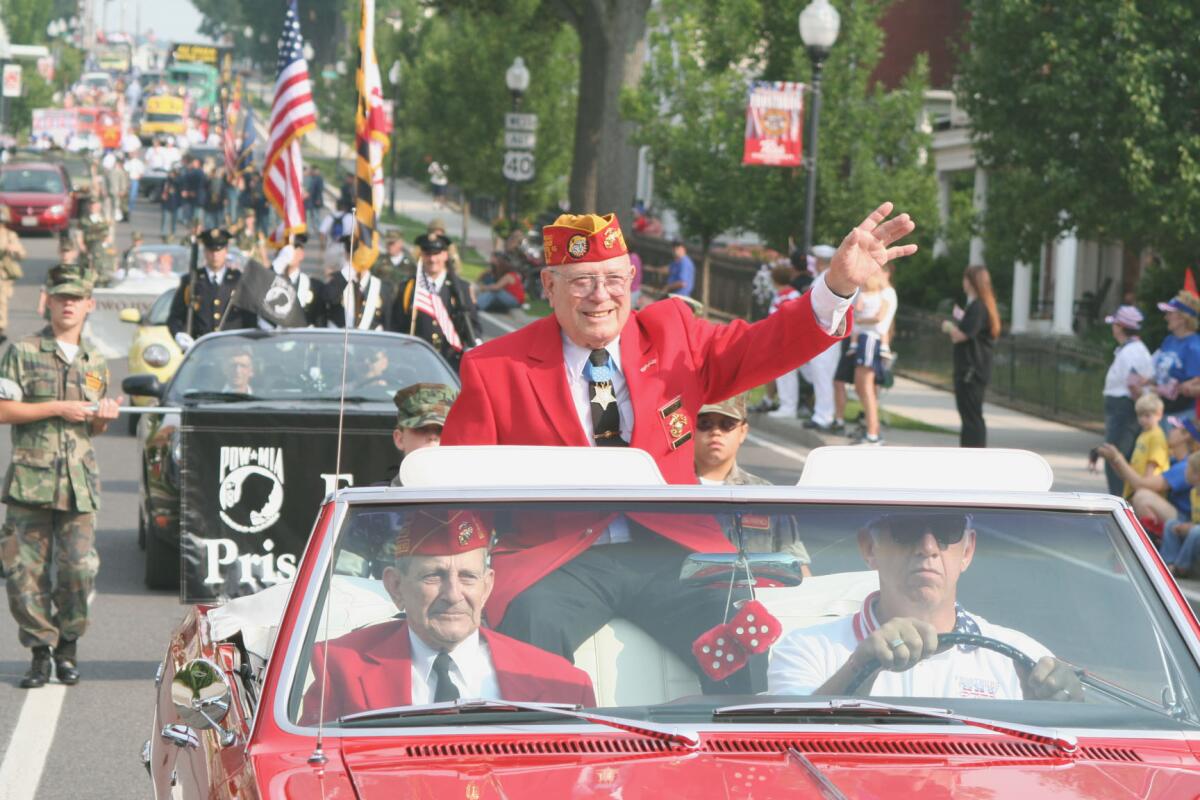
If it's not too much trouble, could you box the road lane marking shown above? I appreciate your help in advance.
[745,431,807,464]
[0,684,67,800]
[479,310,518,334]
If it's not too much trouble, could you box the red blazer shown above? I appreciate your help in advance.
[441,295,846,624]
[301,620,596,723]
[443,294,844,483]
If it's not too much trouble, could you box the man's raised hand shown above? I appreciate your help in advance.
[825,201,918,297]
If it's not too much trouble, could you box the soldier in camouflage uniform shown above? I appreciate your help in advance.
[0,272,122,688]
[372,229,415,286]
[389,383,458,486]
[0,222,26,344]
[80,197,116,287]
[37,238,86,319]
[232,208,267,265]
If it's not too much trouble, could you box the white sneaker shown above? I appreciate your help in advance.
[767,408,797,419]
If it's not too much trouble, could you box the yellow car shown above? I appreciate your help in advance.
[120,288,183,427]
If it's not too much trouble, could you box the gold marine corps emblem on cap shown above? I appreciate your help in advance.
[567,234,589,259]
[602,226,623,251]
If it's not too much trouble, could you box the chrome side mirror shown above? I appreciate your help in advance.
[170,659,232,731]
[680,552,805,588]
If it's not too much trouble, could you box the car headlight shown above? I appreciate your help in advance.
[47,205,64,216]
[142,344,170,368]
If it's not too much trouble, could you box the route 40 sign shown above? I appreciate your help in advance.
[503,151,535,182]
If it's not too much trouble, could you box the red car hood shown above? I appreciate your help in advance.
[337,741,1200,799]
[0,191,66,206]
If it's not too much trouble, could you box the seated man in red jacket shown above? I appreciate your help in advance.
[301,509,596,724]
[442,203,917,693]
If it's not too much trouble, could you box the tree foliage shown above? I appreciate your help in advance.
[960,0,1200,271]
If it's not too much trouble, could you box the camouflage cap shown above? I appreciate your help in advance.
[384,228,404,244]
[47,271,94,297]
[394,382,459,428]
[699,393,748,422]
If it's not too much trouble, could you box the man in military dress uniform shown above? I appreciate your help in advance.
[167,228,257,347]
[389,233,480,371]
[323,237,393,331]
[0,271,122,688]
[0,221,26,344]
[80,197,116,287]
[258,233,323,328]
[389,383,458,486]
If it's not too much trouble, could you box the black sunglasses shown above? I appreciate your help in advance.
[875,514,970,548]
[697,416,743,433]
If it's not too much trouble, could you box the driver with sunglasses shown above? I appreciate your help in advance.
[768,512,1083,701]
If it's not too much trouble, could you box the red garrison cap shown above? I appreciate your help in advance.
[542,213,628,266]
[393,509,490,558]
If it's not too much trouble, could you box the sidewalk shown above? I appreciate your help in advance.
[752,375,1106,494]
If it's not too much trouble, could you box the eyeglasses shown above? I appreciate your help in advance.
[554,271,631,298]
[878,514,969,548]
[696,416,743,433]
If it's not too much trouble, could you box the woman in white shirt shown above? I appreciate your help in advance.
[1095,305,1154,495]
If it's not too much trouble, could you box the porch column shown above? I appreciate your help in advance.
[967,167,987,266]
[1010,260,1032,333]
[933,172,951,259]
[1051,231,1078,335]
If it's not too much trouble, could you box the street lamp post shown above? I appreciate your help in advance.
[504,56,529,224]
[798,0,840,258]
[387,60,401,216]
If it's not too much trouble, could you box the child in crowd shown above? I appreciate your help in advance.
[1123,393,1169,499]
[1159,451,1200,577]
[1098,420,1198,532]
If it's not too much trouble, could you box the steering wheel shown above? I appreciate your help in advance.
[844,632,1039,695]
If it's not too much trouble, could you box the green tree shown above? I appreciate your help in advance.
[959,1,1200,273]
[626,1,760,306]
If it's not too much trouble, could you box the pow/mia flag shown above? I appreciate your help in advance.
[234,259,309,327]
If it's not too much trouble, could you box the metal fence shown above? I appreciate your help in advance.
[893,309,1108,431]
[629,234,761,322]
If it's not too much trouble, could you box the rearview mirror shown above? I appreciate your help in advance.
[169,659,231,731]
[119,307,142,324]
[122,373,164,398]
[680,552,805,588]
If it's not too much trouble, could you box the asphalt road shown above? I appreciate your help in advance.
[0,200,808,799]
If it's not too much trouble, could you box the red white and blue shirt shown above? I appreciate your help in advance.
[767,591,1052,699]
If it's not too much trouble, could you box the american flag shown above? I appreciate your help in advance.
[222,98,240,175]
[414,271,463,351]
[264,0,316,244]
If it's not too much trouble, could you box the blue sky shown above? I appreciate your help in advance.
[101,0,211,44]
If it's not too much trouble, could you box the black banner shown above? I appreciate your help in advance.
[234,259,308,328]
[179,407,398,602]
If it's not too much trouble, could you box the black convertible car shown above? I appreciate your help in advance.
[122,328,458,598]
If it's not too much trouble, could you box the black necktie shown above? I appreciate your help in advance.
[588,349,626,447]
[432,650,460,702]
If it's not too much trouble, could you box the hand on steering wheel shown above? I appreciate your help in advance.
[845,626,1083,702]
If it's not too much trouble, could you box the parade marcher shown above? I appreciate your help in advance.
[390,233,480,371]
[38,239,85,318]
[301,508,596,723]
[166,228,257,347]
[763,264,803,419]
[442,204,917,689]
[259,234,322,328]
[124,151,144,214]
[80,197,115,285]
[160,165,182,243]
[0,271,123,688]
[324,237,392,331]
[0,221,26,344]
[694,392,813,576]
[389,382,458,486]
[942,265,1001,448]
[372,229,415,286]
[120,231,144,276]
[104,157,129,223]
[232,208,268,265]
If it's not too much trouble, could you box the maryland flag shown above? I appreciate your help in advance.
[351,0,392,273]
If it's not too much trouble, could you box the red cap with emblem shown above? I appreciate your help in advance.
[392,509,491,558]
[542,213,628,266]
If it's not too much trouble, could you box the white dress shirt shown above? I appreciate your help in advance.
[407,628,501,705]
[1104,338,1154,398]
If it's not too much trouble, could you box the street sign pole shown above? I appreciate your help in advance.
[502,110,538,224]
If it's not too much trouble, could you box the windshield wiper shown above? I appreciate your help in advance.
[288,395,373,403]
[340,698,700,750]
[181,390,259,403]
[713,699,1078,755]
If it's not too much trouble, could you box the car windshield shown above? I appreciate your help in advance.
[146,289,175,326]
[145,113,182,123]
[286,501,1200,732]
[166,332,456,404]
[0,169,64,194]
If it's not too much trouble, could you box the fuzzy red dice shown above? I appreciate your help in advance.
[727,600,781,654]
[692,623,748,681]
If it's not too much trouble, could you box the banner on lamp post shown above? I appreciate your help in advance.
[742,81,804,167]
[2,65,22,98]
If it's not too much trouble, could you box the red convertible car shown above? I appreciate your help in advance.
[145,447,1200,798]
